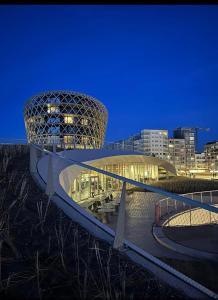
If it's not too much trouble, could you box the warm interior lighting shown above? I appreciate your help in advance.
[47,103,60,113]
[81,118,88,125]
[81,136,89,144]
[64,135,74,143]
[64,114,74,124]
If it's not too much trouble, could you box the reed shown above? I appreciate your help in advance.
[0,144,188,300]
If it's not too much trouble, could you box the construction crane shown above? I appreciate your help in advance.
[191,127,210,152]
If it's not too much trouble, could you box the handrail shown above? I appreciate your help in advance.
[32,144,218,215]
[159,190,218,204]
[32,143,218,299]
[181,190,218,195]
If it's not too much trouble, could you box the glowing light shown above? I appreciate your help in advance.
[64,114,74,124]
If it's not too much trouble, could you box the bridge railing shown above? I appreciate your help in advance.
[30,143,218,241]
[156,190,218,227]
[29,143,218,298]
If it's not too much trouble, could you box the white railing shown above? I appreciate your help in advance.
[30,143,218,299]
[156,190,218,226]
[31,143,218,234]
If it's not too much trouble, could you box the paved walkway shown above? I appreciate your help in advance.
[95,192,193,260]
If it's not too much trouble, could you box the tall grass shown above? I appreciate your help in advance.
[0,145,188,300]
[130,176,218,194]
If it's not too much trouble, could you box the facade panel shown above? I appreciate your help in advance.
[24,90,108,149]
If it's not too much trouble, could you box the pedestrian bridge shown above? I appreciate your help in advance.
[30,144,218,300]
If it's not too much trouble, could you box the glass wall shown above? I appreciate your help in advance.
[71,162,162,202]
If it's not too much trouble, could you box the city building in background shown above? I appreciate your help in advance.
[105,129,169,160]
[173,127,196,169]
[168,138,186,173]
[195,152,206,169]
[24,90,177,201]
[104,133,141,152]
[186,152,208,179]
[205,141,218,177]
[104,126,214,178]
[24,90,108,149]
[24,89,216,181]
[134,129,169,160]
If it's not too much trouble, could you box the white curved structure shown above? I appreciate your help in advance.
[35,149,176,204]
[32,146,218,299]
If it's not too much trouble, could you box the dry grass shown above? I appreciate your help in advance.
[130,176,218,194]
[0,145,189,300]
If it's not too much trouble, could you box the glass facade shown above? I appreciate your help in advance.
[70,162,170,202]
[24,90,108,149]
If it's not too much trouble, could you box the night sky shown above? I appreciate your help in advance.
[0,5,218,151]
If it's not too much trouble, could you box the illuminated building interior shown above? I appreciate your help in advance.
[24,90,177,205]
[24,90,108,149]
[59,154,176,203]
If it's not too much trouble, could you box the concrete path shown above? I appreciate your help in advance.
[95,191,194,260]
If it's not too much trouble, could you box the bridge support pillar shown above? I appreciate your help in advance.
[46,153,55,198]
[113,181,126,249]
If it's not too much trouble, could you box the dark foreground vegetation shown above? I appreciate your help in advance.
[0,145,189,300]
[161,257,218,294]
[130,176,218,194]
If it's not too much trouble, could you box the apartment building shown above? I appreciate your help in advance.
[195,152,206,169]
[173,127,196,168]
[134,129,169,160]
[168,138,186,171]
[204,141,218,172]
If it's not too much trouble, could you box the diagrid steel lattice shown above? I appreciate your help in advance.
[24,90,108,149]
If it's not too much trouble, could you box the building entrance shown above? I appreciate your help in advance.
[90,176,99,197]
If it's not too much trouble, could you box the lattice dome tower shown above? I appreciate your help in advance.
[24,90,108,149]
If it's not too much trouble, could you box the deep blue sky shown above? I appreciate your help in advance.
[0,5,218,151]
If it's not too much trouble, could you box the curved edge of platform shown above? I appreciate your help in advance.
[153,224,218,262]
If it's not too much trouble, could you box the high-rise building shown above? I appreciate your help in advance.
[104,129,169,160]
[24,90,177,202]
[24,91,108,149]
[195,152,206,169]
[168,138,186,172]
[173,127,196,168]
[134,129,169,160]
[204,141,218,173]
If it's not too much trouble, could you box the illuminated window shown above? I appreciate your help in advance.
[81,136,89,144]
[47,104,60,113]
[64,114,74,124]
[64,135,74,143]
[81,118,88,126]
